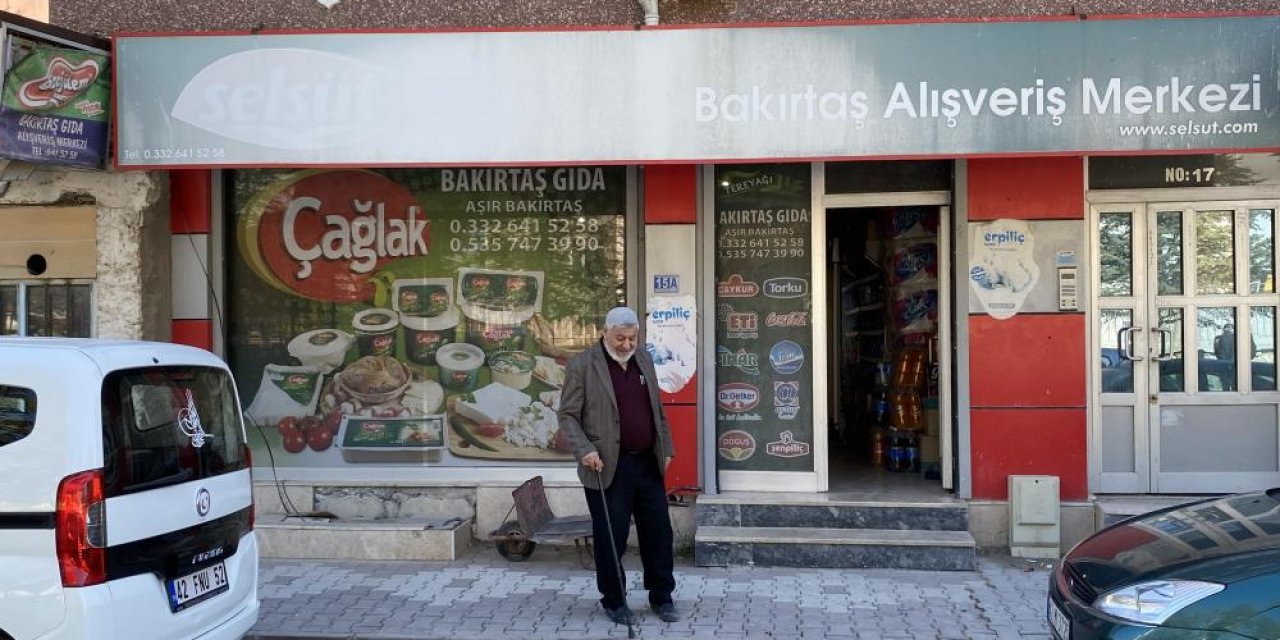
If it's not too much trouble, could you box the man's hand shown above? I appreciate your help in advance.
[581,451,604,472]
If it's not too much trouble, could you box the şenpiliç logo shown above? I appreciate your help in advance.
[177,389,208,449]
[170,48,392,150]
[18,56,100,109]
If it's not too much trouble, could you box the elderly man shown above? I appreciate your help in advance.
[558,306,679,625]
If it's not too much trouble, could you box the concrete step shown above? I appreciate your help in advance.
[697,495,968,532]
[1094,495,1208,528]
[256,515,471,561]
[695,526,976,570]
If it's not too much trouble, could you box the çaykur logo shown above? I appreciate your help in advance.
[18,55,100,110]
[238,170,429,302]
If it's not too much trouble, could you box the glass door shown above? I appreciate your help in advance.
[1095,201,1280,493]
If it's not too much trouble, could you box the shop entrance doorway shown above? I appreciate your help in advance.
[1094,200,1280,493]
[824,204,950,496]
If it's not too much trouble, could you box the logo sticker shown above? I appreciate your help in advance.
[717,346,760,375]
[717,274,760,298]
[717,383,760,412]
[769,341,805,375]
[718,430,757,461]
[195,487,212,517]
[238,170,428,302]
[766,311,808,328]
[724,310,758,339]
[766,431,811,458]
[773,381,800,420]
[178,389,208,449]
[763,277,808,299]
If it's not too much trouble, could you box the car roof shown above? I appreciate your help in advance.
[0,338,227,372]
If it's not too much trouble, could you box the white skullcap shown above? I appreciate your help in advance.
[605,306,639,328]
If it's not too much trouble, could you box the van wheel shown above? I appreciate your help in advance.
[0,629,13,640]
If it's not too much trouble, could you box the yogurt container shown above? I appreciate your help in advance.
[287,328,353,373]
[393,278,454,319]
[436,342,485,392]
[353,308,399,358]
[400,310,458,366]
[488,351,535,390]
[464,317,528,356]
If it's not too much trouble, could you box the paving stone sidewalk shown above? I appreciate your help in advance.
[247,548,1054,639]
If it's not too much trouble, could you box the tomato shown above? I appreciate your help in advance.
[277,416,299,436]
[307,426,334,452]
[281,427,307,453]
[324,411,343,436]
[300,415,323,434]
[474,423,505,438]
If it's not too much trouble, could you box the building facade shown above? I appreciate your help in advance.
[22,0,1280,554]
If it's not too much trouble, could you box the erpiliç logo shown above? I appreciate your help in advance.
[651,307,692,323]
[18,56,100,110]
[983,230,1026,246]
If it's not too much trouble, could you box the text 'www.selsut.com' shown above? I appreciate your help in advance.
[1118,121,1262,137]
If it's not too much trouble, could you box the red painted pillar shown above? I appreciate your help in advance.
[967,157,1088,501]
[644,165,701,492]
[170,170,214,351]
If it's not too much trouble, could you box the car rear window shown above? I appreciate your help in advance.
[101,366,248,496]
[0,385,36,447]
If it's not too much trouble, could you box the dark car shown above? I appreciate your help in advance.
[1100,358,1277,394]
[1048,488,1280,640]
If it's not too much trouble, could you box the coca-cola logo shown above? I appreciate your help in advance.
[717,274,759,298]
[716,383,760,412]
[766,311,808,327]
[238,170,428,302]
[718,430,756,461]
[17,56,100,110]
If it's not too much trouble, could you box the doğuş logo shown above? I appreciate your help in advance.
[18,56,99,110]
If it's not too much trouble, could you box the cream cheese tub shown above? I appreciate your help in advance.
[287,328,353,373]
[436,342,485,392]
[353,308,399,358]
[400,310,458,366]
[488,351,535,390]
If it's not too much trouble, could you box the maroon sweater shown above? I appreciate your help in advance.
[603,343,656,454]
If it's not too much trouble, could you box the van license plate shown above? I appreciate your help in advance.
[166,562,229,612]
[1048,599,1070,640]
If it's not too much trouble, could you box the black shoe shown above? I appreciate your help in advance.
[652,601,680,623]
[603,603,635,625]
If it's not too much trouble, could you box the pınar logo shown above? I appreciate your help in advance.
[717,346,760,375]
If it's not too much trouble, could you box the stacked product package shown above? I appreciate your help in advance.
[882,208,939,473]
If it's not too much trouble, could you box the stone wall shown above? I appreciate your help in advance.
[0,165,168,340]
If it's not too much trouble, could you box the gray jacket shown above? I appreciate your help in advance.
[557,343,674,490]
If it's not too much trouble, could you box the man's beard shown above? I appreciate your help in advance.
[604,343,633,365]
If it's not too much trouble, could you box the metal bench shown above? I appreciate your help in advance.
[490,475,594,568]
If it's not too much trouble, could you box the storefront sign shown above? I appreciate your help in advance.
[229,167,628,470]
[0,41,109,168]
[116,17,1280,167]
[1089,153,1280,190]
[714,164,813,472]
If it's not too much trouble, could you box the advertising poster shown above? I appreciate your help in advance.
[228,167,627,468]
[713,164,814,472]
[646,295,697,394]
[0,40,109,168]
[969,219,1039,319]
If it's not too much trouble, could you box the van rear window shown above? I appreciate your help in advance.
[101,366,248,496]
[0,386,36,447]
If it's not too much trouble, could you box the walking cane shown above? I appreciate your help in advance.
[597,467,636,639]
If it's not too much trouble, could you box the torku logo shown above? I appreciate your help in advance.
[238,170,428,302]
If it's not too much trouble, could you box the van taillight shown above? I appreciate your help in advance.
[55,469,107,587]
[243,444,254,533]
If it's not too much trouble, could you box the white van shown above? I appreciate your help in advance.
[0,339,259,640]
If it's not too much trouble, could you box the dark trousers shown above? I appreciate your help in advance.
[584,451,675,610]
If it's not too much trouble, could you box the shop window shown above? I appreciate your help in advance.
[0,282,92,337]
